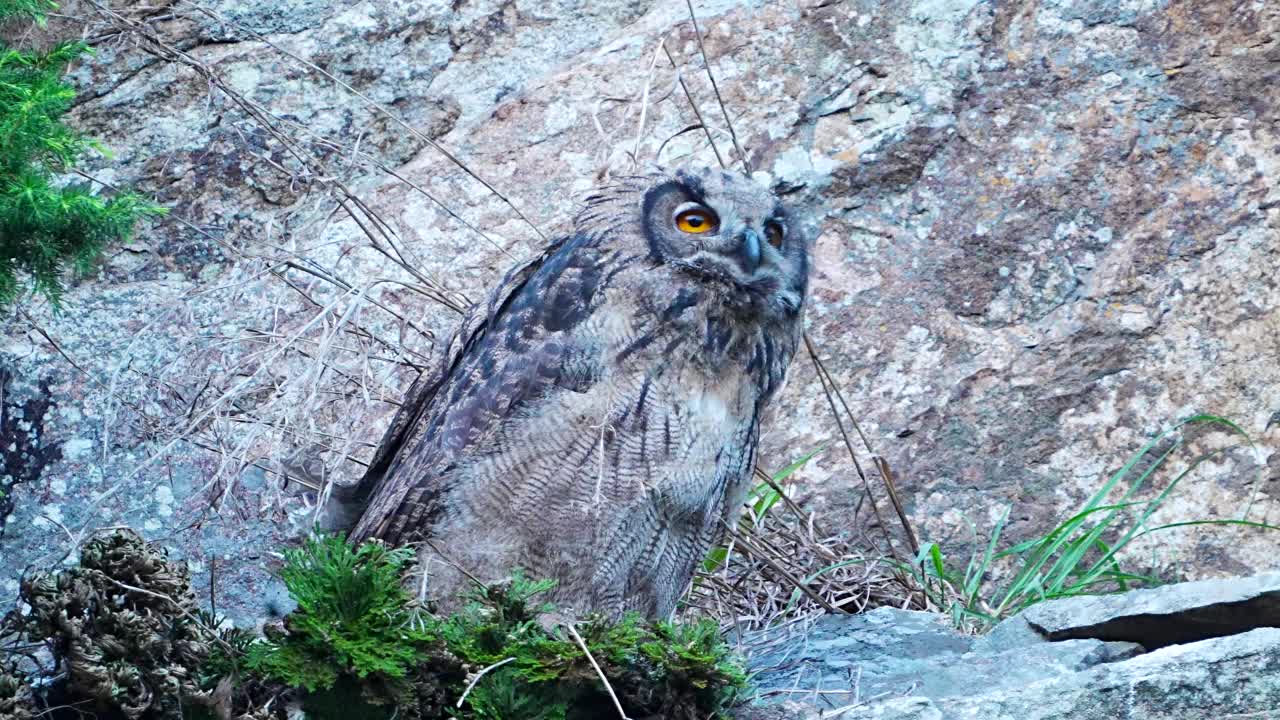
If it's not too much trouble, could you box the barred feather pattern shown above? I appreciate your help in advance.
[351,168,809,617]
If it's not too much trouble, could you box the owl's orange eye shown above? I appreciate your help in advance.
[765,221,784,250]
[674,207,719,234]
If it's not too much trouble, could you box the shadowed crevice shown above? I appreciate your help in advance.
[0,369,63,538]
[1024,580,1280,650]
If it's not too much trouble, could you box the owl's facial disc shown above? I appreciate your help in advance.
[640,168,808,318]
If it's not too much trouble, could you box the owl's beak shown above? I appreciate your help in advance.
[737,228,762,274]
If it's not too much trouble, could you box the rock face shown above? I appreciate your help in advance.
[739,573,1280,719]
[0,0,1277,619]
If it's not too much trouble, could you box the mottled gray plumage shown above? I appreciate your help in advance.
[350,166,811,618]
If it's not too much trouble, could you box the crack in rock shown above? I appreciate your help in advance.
[0,370,63,539]
[1021,571,1280,650]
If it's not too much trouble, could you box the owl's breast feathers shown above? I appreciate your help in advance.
[349,227,800,613]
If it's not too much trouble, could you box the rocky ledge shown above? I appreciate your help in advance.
[737,573,1280,719]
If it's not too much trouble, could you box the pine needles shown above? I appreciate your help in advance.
[0,0,163,310]
[0,0,54,22]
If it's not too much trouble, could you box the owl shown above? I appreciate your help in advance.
[348,166,811,618]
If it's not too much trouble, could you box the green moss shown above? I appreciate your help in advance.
[231,533,747,720]
[433,577,744,719]
[1,529,747,719]
[245,535,437,690]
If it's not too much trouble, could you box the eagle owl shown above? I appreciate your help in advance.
[349,166,811,618]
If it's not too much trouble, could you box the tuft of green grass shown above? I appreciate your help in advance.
[899,414,1280,632]
[702,448,822,575]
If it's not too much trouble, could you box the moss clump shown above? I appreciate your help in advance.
[242,534,463,718]
[2,530,747,720]
[235,533,747,720]
[247,535,440,690]
[437,577,745,720]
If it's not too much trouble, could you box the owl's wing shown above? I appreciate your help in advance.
[356,262,535,495]
[348,234,597,543]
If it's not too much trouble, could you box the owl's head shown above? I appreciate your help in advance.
[637,167,810,320]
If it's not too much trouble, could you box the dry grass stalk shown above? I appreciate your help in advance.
[688,485,923,642]
[659,4,921,582]
[682,0,749,173]
[11,5,932,642]
[566,623,632,720]
[30,1,489,537]
[803,333,920,563]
